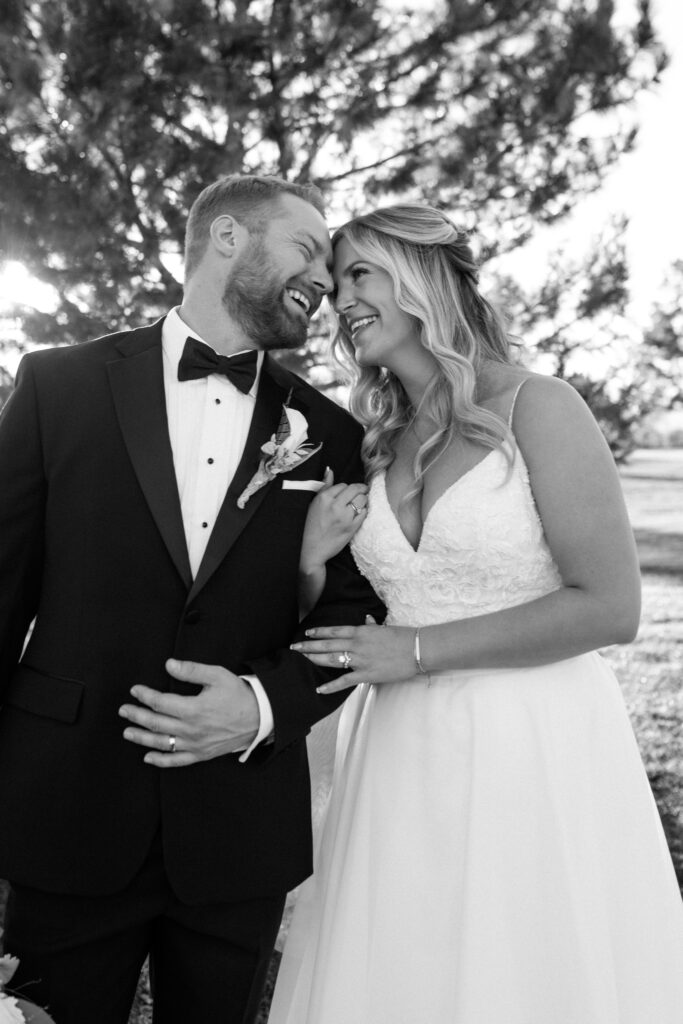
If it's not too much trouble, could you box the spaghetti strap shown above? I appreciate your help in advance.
[507,378,530,427]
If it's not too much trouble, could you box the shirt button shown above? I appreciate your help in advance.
[202,521,208,528]
[207,458,214,464]
[215,398,221,405]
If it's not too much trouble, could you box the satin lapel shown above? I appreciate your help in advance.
[187,358,292,603]
[107,323,193,589]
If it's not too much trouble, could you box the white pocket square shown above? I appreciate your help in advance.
[281,479,325,492]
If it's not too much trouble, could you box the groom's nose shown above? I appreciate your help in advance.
[311,258,334,295]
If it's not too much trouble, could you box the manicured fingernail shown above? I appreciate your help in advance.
[305,629,316,637]
[130,687,140,698]
[119,706,129,718]
[317,685,332,694]
[290,643,301,651]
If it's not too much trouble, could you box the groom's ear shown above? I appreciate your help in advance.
[209,214,248,260]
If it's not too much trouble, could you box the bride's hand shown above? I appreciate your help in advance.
[291,623,417,692]
[300,468,369,575]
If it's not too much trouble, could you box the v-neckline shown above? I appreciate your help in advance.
[379,450,498,554]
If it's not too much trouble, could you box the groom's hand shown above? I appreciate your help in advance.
[118,659,259,767]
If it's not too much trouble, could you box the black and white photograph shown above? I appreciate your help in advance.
[0,1,682,1022]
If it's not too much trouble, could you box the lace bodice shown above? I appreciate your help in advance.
[351,445,562,628]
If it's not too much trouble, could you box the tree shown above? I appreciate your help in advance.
[0,362,12,407]
[490,217,666,459]
[0,0,666,362]
[641,260,683,409]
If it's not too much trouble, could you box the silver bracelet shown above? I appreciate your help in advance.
[414,627,427,674]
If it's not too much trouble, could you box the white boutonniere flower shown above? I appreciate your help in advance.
[0,954,27,1024]
[0,995,25,1024]
[237,402,322,508]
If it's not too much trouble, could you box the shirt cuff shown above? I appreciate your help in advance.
[238,675,274,763]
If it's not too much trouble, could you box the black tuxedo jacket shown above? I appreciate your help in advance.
[0,318,383,904]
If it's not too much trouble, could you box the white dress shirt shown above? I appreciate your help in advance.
[161,308,274,760]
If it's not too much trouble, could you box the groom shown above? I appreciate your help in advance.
[0,174,382,1023]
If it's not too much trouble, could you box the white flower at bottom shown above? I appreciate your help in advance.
[0,994,26,1024]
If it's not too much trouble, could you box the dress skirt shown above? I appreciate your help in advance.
[269,654,683,1023]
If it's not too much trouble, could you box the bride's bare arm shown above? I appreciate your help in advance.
[293,377,641,689]
[298,470,369,616]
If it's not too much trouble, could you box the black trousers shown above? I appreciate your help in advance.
[3,834,285,1024]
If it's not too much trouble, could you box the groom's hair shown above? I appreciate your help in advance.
[184,173,326,279]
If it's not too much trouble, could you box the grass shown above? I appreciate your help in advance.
[602,448,683,889]
[1,449,681,1023]
[604,575,683,885]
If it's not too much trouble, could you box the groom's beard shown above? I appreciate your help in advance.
[223,240,308,351]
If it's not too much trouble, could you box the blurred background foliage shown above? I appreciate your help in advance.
[0,0,681,454]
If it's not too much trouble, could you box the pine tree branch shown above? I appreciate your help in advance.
[317,131,449,184]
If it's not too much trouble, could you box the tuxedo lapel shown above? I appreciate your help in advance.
[107,321,193,589]
[187,356,296,603]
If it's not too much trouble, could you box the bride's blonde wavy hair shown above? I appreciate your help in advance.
[331,204,514,488]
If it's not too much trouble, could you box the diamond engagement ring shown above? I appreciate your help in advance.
[168,735,176,753]
[339,651,352,670]
[349,501,363,518]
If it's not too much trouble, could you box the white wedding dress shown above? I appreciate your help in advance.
[269,436,683,1023]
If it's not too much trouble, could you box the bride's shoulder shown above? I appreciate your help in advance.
[483,370,608,476]
[478,367,581,424]
[477,364,534,420]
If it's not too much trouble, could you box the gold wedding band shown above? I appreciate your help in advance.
[168,735,176,753]
[349,501,362,517]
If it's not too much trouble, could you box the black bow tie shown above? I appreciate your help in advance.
[177,337,258,394]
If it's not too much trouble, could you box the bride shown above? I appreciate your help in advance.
[269,203,683,1023]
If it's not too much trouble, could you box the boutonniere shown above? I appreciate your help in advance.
[237,398,322,509]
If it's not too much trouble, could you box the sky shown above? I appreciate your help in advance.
[616,0,683,314]
[510,0,683,320]
[614,0,683,310]
[0,0,681,341]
